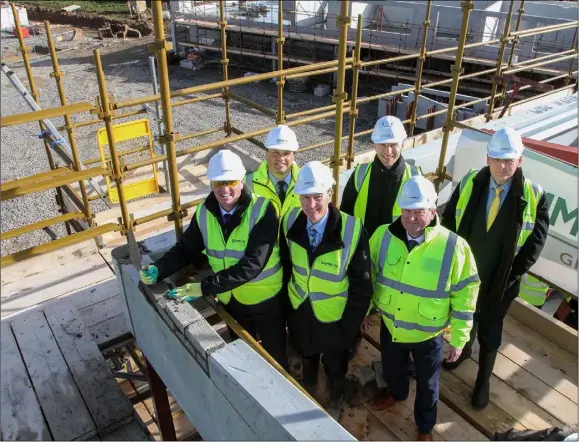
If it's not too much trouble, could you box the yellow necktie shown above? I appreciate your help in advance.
[487,187,503,231]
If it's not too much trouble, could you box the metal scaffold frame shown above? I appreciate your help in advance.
[1,0,577,265]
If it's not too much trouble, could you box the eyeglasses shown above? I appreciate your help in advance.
[211,180,240,188]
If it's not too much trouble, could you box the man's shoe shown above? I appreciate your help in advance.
[327,380,345,421]
[417,432,433,441]
[471,378,490,410]
[442,345,472,371]
[373,392,400,411]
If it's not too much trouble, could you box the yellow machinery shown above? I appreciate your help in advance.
[97,119,159,204]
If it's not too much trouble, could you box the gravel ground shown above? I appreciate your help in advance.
[1,35,378,256]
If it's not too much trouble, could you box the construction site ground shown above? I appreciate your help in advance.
[2,211,577,440]
[1,30,378,258]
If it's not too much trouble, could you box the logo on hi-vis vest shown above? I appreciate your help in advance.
[231,239,246,244]
[320,261,338,269]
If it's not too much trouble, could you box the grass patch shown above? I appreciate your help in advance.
[20,1,134,18]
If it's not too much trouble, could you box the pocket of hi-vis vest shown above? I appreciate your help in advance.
[384,255,402,276]
[376,293,392,310]
[418,300,448,321]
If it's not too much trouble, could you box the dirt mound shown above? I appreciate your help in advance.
[19,3,155,36]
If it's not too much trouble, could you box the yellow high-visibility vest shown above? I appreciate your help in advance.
[245,161,301,220]
[282,208,362,323]
[519,273,549,306]
[352,161,420,222]
[454,168,543,255]
[370,222,479,348]
[196,194,282,305]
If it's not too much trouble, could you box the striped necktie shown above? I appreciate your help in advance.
[487,187,503,231]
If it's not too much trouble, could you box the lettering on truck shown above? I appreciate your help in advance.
[545,193,578,269]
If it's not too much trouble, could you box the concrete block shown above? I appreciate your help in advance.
[185,319,225,370]
[372,360,387,389]
[165,300,203,334]
[355,365,375,387]
[210,340,356,440]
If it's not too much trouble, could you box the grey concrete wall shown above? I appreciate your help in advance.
[114,226,355,441]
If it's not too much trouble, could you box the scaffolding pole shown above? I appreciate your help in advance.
[44,21,94,231]
[486,0,515,121]
[346,14,363,169]
[152,0,183,238]
[219,0,232,135]
[409,0,432,136]
[276,0,285,124]
[331,0,350,205]
[435,0,474,189]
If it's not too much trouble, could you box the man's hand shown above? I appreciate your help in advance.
[361,316,372,333]
[139,265,159,285]
[167,282,203,302]
[445,345,462,363]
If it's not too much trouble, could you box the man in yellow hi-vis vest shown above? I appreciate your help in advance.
[281,161,372,420]
[244,125,301,219]
[139,150,288,370]
[341,115,421,363]
[367,176,479,441]
[519,273,550,307]
[442,127,550,410]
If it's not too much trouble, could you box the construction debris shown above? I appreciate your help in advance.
[354,365,375,387]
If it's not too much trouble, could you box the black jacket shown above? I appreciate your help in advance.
[154,187,280,304]
[441,167,550,308]
[281,204,373,355]
[341,155,409,237]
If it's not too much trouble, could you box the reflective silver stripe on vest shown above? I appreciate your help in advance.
[450,274,480,292]
[531,183,542,198]
[252,261,282,282]
[292,278,347,301]
[198,204,209,247]
[377,307,450,333]
[245,174,254,192]
[450,309,474,321]
[522,221,534,231]
[309,215,357,282]
[286,208,300,230]
[409,164,419,176]
[355,163,371,191]
[376,232,457,299]
[293,265,308,276]
[249,197,267,231]
[206,249,246,260]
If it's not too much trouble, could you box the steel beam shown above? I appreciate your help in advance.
[145,358,177,441]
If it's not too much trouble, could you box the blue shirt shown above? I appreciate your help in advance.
[268,172,292,195]
[486,178,512,218]
[306,209,329,248]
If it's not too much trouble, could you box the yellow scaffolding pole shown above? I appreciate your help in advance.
[276,0,285,124]
[219,0,232,135]
[435,0,474,187]
[345,14,363,169]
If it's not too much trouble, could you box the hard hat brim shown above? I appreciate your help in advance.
[264,141,299,152]
[294,185,332,195]
[487,151,522,160]
[207,170,246,182]
[399,202,436,210]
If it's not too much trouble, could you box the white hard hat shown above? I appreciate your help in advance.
[371,115,407,145]
[398,175,438,210]
[264,125,299,152]
[294,161,335,195]
[487,127,524,159]
[206,150,246,181]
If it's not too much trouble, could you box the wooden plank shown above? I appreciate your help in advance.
[101,420,151,441]
[43,301,135,434]
[87,313,131,348]
[439,371,525,439]
[65,278,119,311]
[78,294,125,328]
[503,315,578,384]
[452,356,563,429]
[10,310,97,440]
[364,314,511,439]
[507,300,578,355]
[470,340,577,425]
[1,253,113,317]
[0,322,52,441]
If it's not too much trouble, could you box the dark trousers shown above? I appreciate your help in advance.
[226,312,289,371]
[470,295,515,353]
[303,349,349,382]
[380,322,443,434]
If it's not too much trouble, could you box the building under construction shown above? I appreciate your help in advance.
[1,0,578,441]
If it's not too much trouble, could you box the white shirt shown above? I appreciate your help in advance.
[219,205,237,218]
[406,231,425,245]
